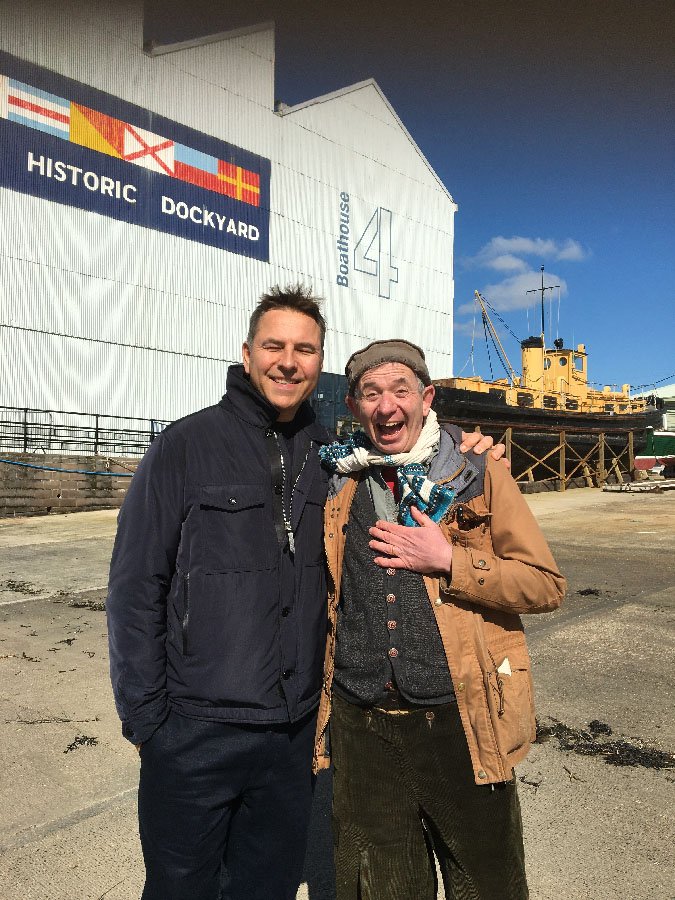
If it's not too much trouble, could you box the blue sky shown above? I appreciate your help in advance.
[148,0,674,393]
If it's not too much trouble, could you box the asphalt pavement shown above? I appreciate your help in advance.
[0,489,673,899]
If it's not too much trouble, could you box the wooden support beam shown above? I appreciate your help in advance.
[598,433,606,486]
[559,430,566,492]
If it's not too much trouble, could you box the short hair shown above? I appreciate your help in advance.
[247,284,326,349]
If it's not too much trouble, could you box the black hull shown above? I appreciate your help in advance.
[433,386,662,436]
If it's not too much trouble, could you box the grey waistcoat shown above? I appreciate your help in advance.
[333,476,455,706]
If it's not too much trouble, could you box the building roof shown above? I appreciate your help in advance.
[634,383,675,400]
[277,79,454,202]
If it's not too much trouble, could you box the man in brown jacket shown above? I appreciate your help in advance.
[316,339,566,900]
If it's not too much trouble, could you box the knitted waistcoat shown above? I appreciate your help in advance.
[332,477,455,706]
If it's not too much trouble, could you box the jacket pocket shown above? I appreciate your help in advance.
[446,511,491,550]
[485,642,534,757]
[199,483,271,571]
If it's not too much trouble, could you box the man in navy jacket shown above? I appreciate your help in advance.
[107,286,332,900]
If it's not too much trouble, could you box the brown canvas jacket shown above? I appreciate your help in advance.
[313,450,566,784]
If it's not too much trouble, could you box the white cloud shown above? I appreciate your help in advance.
[463,235,589,269]
[556,239,588,261]
[487,254,529,273]
[477,271,567,313]
[453,318,480,335]
[455,233,585,321]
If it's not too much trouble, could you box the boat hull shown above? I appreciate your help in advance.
[634,431,675,471]
[433,386,662,436]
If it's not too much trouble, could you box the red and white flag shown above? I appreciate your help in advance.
[122,123,174,175]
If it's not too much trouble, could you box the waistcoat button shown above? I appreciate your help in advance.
[388,647,399,658]
[386,568,395,576]
[386,593,396,603]
[387,620,397,630]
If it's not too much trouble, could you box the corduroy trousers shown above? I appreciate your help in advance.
[137,707,316,900]
[331,693,528,900]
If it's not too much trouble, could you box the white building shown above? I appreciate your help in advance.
[635,384,675,431]
[0,0,457,431]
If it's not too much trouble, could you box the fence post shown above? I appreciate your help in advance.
[598,433,606,486]
[23,408,28,453]
[628,431,635,480]
[94,414,100,456]
[505,427,512,466]
[559,430,566,491]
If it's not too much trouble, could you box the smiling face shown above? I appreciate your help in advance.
[347,362,435,454]
[242,308,323,421]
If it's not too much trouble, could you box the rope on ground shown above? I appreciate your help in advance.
[0,458,134,477]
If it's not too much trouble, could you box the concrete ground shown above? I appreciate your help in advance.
[0,489,673,899]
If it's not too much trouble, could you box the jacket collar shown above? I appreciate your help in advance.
[428,429,481,499]
[219,363,330,444]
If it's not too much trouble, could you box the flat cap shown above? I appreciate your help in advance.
[345,339,431,393]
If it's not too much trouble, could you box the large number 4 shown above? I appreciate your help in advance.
[353,207,399,299]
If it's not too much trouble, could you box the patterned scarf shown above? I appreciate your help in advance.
[319,409,454,526]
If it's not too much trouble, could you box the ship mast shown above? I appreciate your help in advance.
[474,290,519,386]
[526,265,560,347]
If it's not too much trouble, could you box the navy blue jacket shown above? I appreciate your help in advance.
[107,365,332,744]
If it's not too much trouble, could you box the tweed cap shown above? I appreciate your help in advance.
[345,339,431,394]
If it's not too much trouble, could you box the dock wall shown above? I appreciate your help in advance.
[0,454,138,518]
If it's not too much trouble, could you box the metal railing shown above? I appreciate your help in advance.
[0,405,170,458]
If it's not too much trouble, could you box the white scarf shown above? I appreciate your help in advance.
[323,409,441,473]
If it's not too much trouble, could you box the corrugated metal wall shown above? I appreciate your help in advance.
[0,0,456,424]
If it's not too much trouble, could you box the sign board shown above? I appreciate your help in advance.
[0,51,271,260]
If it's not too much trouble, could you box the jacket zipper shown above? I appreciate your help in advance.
[182,572,191,656]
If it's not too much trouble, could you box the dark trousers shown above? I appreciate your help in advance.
[331,693,528,900]
[138,708,317,900]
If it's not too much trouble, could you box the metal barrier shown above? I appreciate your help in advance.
[0,405,170,458]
